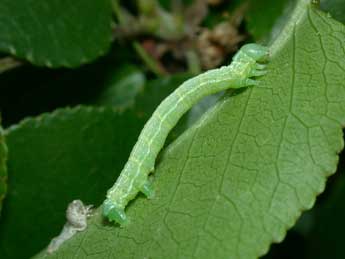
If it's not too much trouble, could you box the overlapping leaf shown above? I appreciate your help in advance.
[0,73,192,259]
[0,107,145,259]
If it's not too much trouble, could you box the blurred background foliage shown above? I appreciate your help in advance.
[0,0,344,258]
[0,0,289,127]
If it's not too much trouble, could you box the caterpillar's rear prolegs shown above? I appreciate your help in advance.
[103,199,128,225]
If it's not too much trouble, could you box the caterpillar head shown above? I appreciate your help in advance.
[240,43,269,63]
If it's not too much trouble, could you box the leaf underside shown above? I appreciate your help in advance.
[0,0,112,67]
[33,1,345,258]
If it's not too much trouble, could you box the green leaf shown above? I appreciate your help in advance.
[245,0,291,42]
[0,0,112,67]
[0,107,146,259]
[0,121,7,215]
[93,64,146,110]
[0,74,191,259]
[32,1,345,258]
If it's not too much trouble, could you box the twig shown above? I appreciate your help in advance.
[132,41,166,76]
[185,50,201,75]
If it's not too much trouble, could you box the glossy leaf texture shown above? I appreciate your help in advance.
[33,1,345,258]
[0,0,112,67]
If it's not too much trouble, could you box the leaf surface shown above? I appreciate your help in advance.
[32,1,345,258]
[0,0,112,67]
[93,64,146,110]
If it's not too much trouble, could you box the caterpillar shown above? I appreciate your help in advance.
[103,43,269,225]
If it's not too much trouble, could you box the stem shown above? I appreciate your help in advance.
[0,57,22,74]
[132,41,166,76]
[185,50,201,75]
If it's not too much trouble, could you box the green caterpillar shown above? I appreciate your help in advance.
[103,43,269,225]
